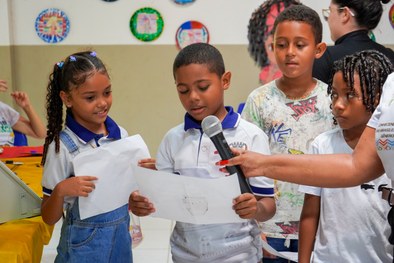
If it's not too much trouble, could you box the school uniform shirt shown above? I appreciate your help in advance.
[242,79,334,240]
[299,128,392,263]
[313,30,394,84]
[369,73,394,185]
[0,101,20,146]
[156,107,274,263]
[42,114,128,208]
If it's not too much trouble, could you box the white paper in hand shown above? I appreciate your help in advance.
[133,166,246,224]
[73,134,150,220]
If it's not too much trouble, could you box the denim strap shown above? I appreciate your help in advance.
[59,130,79,154]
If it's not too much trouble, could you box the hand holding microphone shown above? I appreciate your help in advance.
[201,115,253,194]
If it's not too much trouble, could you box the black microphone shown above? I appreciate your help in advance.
[202,115,252,194]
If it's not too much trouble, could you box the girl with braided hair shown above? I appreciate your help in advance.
[298,50,394,262]
[41,51,133,262]
[247,0,299,84]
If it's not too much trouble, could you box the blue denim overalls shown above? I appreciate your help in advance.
[55,131,132,263]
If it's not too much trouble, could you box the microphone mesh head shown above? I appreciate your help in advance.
[201,115,222,137]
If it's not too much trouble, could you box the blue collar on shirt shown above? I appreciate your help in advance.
[183,106,239,131]
[65,113,121,143]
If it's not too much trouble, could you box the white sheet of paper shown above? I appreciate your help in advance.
[73,134,150,220]
[133,166,246,224]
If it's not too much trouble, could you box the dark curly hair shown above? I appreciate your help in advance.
[328,50,394,125]
[273,4,323,44]
[42,51,109,165]
[247,0,300,68]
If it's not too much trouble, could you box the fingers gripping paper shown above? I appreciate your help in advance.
[73,135,150,220]
[133,166,246,224]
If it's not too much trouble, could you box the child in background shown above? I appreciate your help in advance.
[241,5,333,262]
[40,51,132,263]
[298,50,393,263]
[0,79,46,145]
[130,43,276,263]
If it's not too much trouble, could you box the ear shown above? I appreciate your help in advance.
[59,91,72,108]
[221,71,232,90]
[342,7,353,24]
[314,42,327,59]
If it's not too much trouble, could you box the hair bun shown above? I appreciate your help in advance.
[381,0,390,4]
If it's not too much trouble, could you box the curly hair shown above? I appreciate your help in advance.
[327,50,394,125]
[247,0,300,68]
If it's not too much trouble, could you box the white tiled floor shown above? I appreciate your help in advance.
[41,216,174,263]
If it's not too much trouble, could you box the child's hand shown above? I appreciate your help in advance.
[138,158,157,170]
[129,191,155,216]
[55,176,98,198]
[233,193,258,219]
[11,91,31,109]
[0,80,8,92]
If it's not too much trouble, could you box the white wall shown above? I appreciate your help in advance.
[1,0,393,46]
[0,0,10,45]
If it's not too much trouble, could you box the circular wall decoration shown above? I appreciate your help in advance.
[35,8,70,44]
[102,0,118,2]
[172,0,196,5]
[129,7,164,42]
[389,4,394,29]
[175,20,209,49]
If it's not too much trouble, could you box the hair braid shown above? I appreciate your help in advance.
[328,50,394,125]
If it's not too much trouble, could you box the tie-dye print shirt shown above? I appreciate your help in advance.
[242,79,334,240]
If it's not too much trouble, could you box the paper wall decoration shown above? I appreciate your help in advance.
[129,7,164,42]
[175,20,209,49]
[172,0,196,5]
[35,8,70,44]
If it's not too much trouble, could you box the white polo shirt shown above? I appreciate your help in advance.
[156,107,274,263]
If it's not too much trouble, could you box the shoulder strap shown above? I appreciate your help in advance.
[59,130,79,154]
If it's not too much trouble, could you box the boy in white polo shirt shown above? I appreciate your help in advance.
[130,43,276,263]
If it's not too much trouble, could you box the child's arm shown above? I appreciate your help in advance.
[233,193,275,221]
[298,193,320,263]
[129,191,155,217]
[10,91,46,139]
[41,175,97,225]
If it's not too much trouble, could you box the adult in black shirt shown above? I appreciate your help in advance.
[313,0,394,84]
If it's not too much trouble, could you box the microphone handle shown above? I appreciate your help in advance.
[225,165,253,194]
[211,133,253,194]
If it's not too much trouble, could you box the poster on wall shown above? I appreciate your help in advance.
[175,20,209,49]
[129,7,164,42]
[35,8,70,44]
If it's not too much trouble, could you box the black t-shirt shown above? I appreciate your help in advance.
[312,30,394,84]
